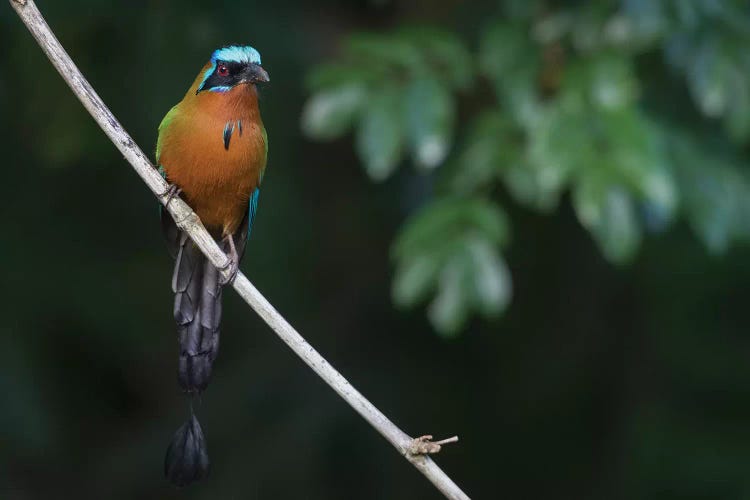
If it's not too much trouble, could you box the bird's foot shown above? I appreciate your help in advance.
[161,183,183,208]
[218,257,239,286]
[218,235,239,286]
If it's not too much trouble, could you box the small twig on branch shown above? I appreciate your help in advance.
[409,435,460,455]
[8,1,470,499]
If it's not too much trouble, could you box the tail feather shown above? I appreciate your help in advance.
[164,412,210,487]
[164,229,224,487]
[172,233,223,393]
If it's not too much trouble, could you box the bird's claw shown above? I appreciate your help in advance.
[218,257,239,286]
[162,183,183,208]
[218,234,240,286]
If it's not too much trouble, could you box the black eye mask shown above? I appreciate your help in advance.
[197,60,246,94]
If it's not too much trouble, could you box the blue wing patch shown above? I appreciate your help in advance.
[247,187,260,240]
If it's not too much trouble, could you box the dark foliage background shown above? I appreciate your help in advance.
[2,1,750,499]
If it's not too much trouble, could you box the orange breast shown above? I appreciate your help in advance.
[159,83,266,236]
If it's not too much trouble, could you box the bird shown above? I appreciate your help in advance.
[154,45,269,487]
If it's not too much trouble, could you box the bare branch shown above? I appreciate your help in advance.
[8,1,470,498]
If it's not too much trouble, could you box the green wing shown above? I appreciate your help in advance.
[156,105,180,164]
[157,105,181,250]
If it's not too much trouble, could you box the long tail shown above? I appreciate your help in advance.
[164,232,223,486]
[172,232,222,392]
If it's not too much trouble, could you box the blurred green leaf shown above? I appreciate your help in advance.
[502,0,540,19]
[662,11,750,143]
[479,22,538,95]
[305,62,381,91]
[621,0,668,40]
[521,104,580,211]
[465,235,512,317]
[670,130,750,253]
[345,33,422,70]
[302,29,467,181]
[444,111,514,194]
[392,198,511,333]
[568,6,609,52]
[560,54,638,112]
[463,199,511,246]
[588,55,638,110]
[427,253,470,337]
[301,85,366,140]
[404,77,454,169]
[533,12,573,45]
[574,182,642,263]
[725,78,750,141]
[392,197,509,261]
[397,27,474,89]
[479,23,529,77]
[690,37,731,117]
[355,86,405,181]
[518,53,676,258]
[392,252,442,306]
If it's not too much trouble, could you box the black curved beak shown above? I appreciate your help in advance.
[242,63,270,84]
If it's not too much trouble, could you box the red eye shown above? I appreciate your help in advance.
[217,64,229,77]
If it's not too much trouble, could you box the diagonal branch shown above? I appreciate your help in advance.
[8,1,470,499]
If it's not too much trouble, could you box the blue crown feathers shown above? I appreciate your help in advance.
[211,45,262,65]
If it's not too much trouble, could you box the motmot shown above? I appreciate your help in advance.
[155,45,269,486]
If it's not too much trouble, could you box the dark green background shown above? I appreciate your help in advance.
[2,1,750,498]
